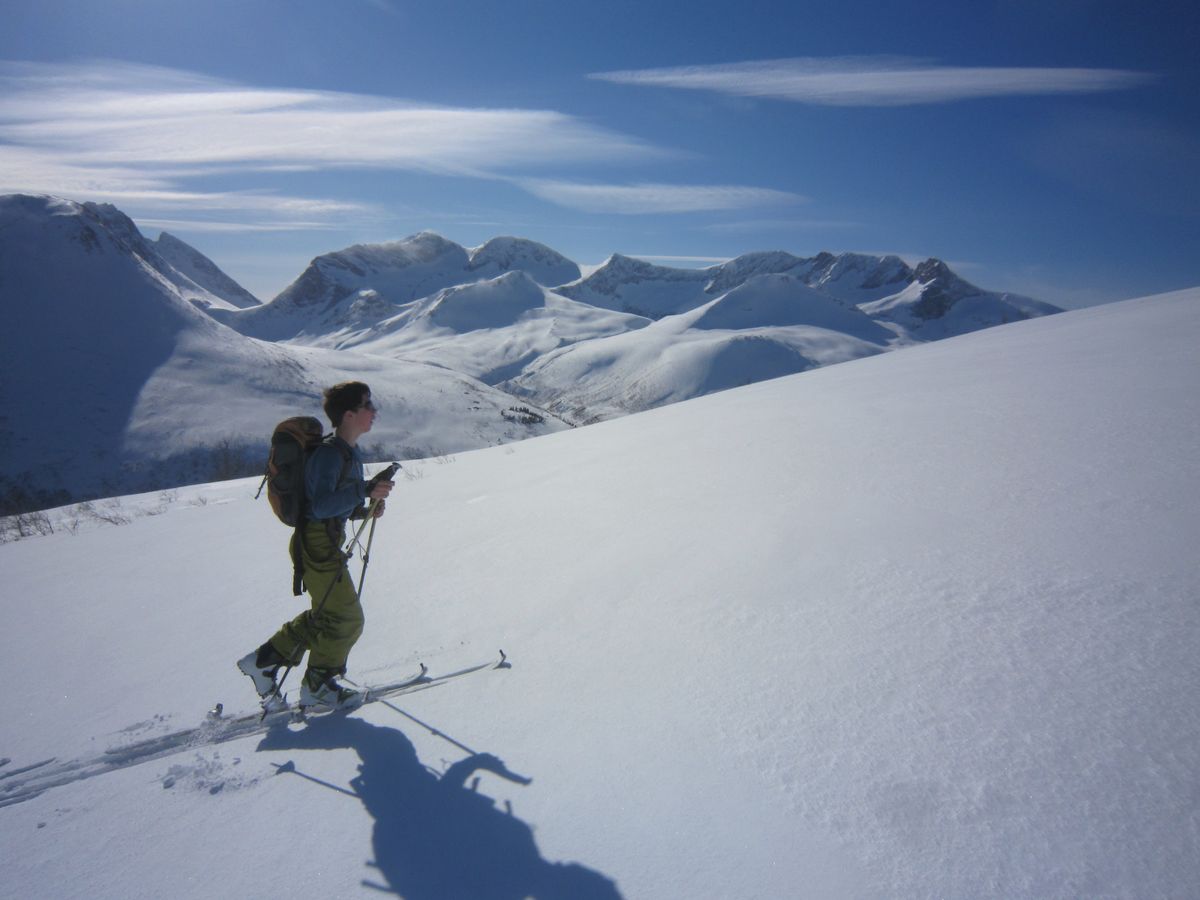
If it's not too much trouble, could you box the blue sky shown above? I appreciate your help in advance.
[2,0,1197,307]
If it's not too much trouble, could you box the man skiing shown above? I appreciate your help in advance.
[238,381,394,710]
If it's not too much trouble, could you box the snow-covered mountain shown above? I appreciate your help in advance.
[214,230,1060,424]
[556,253,714,318]
[860,258,1062,338]
[44,200,251,313]
[559,248,1055,336]
[467,235,581,286]
[3,287,1196,899]
[223,232,583,342]
[153,231,262,310]
[223,231,472,341]
[0,196,566,511]
[506,274,896,421]
[336,271,651,385]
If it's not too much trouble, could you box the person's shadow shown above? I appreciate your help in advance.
[258,714,622,899]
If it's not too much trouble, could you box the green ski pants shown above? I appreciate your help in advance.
[268,520,364,671]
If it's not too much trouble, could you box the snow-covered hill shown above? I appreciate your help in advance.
[0,196,565,511]
[2,287,1196,899]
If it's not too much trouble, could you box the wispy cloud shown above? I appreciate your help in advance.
[0,60,667,227]
[590,56,1154,106]
[0,61,657,170]
[518,179,805,214]
[132,217,349,234]
[0,142,378,231]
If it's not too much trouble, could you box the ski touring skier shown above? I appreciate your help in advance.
[238,381,395,711]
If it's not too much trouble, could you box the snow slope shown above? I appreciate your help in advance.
[3,287,1196,898]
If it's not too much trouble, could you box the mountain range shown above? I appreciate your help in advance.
[0,193,1061,510]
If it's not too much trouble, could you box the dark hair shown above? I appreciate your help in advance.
[323,381,371,427]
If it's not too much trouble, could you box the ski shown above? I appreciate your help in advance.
[0,651,510,809]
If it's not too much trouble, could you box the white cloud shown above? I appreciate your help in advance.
[590,56,1154,106]
[0,60,661,225]
[132,217,346,234]
[518,179,805,214]
[0,61,653,171]
[0,60,814,227]
[0,143,377,231]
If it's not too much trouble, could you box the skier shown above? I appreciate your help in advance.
[238,381,394,710]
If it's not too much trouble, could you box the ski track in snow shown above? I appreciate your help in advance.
[0,658,506,809]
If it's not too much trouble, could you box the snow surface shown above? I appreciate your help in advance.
[3,287,1198,898]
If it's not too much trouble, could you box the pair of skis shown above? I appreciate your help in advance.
[233,650,510,725]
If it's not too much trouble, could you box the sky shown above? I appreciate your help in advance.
[1,0,1197,308]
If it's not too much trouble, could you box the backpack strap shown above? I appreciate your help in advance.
[290,526,306,596]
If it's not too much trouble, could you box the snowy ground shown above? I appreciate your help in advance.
[2,288,1198,899]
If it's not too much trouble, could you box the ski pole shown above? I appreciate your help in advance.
[356,513,379,601]
[346,461,398,601]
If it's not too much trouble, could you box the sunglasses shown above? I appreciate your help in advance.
[357,399,378,413]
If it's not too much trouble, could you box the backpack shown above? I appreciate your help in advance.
[260,416,325,527]
[255,416,353,595]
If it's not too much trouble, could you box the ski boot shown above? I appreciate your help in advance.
[237,642,289,698]
[299,666,364,711]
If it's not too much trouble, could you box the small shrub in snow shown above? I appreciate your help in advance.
[0,509,54,543]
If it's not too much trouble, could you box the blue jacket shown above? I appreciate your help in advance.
[305,437,367,521]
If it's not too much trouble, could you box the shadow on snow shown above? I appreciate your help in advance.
[257,714,621,899]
